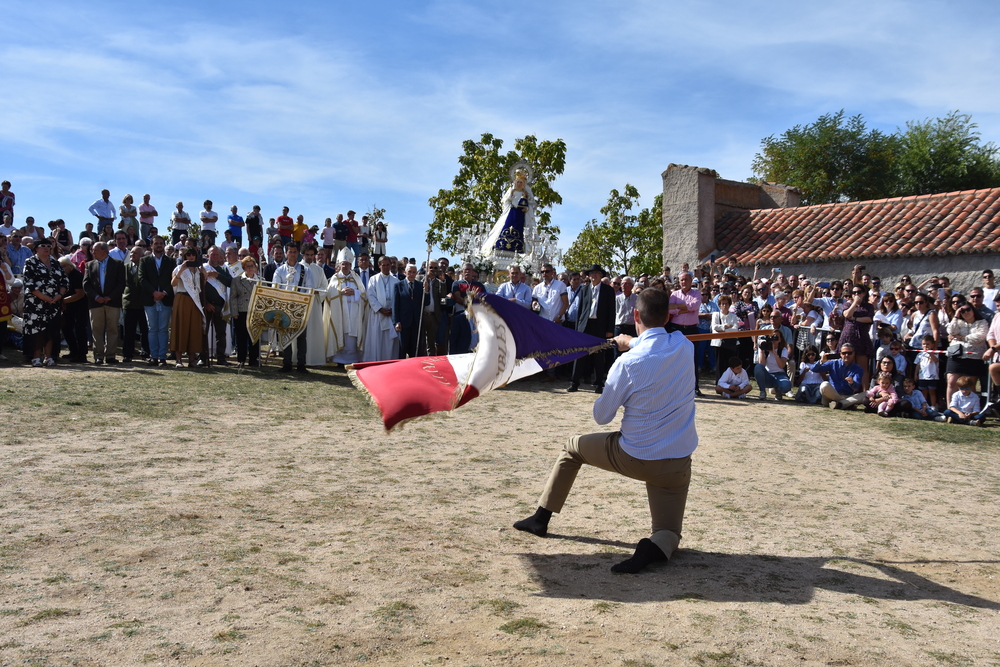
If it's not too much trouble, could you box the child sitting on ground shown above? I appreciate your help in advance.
[944,376,985,426]
[914,334,940,408]
[716,356,752,399]
[899,376,942,421]
[795,345,824,404]
[865,372,898,417]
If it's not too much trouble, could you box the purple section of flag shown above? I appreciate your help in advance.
[480,293,610,369]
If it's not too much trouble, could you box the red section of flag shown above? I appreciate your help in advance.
[351,356,462,431]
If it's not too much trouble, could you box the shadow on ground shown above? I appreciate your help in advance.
[518,549,1000,609]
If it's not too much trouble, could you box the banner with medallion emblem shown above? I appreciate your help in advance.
[246,282,314,351]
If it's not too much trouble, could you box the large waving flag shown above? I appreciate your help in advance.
[348,293,611,431]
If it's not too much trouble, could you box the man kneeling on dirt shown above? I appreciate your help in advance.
[513,288,698,573]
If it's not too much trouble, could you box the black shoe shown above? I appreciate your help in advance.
[595,385,604,394]
[611,538,668,574]
[695,388,705,397]
[513,507,551,537]
[159,359,169,367]
[148,358,159,366]
[105,358,119,365]
[567,383,579,393]
[216,359,231,366]
[93,358,104,365]
[296,365,308,373]
[279,365,293,373]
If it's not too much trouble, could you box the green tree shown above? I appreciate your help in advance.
[751,110,900,205]
[427,133,566,253]
[896,111,1000,196]
[563,186,662,276]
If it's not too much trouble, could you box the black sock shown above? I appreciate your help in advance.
[513,506,552,537]
[611,538,668,574]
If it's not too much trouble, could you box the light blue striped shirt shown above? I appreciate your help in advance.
[594,327,698,460]
[495,280,532,308]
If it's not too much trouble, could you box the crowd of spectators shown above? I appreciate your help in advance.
[2,182,999,425]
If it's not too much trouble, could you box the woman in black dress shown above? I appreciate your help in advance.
[22,238,68,367]
[842,286,875,389]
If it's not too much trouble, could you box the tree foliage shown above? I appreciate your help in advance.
[896,111,1000,196]
[427,133,566,253]
[562,185,662,277]
[751,110,899,205]
[751,110,1000,205]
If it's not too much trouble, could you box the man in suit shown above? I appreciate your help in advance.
[84,241,126,364]
[121,245,150,363]
[202,246,233,365]
[393,263,425,359]
[356,252,373,289]
[138,235,175,366]
[422,265,448,356]
[263,245,284,282]
[570,264,616,393]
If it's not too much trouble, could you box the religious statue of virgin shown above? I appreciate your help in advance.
[480,161,537,256]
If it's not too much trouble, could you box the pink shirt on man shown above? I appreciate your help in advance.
[669,288,701,326]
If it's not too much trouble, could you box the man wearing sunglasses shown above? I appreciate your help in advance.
[813,343,866,409]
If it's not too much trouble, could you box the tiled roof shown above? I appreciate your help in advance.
[716,187,1000,266]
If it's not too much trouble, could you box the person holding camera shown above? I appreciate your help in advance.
[753,329,791,400]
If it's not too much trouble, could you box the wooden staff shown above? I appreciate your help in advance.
[684,329,771,342]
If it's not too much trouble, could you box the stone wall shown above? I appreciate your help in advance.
[752,255,1000,295]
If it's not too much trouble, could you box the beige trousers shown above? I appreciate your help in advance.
[819,381,866,407]
[90,306,121,361]
[538,431,691,559]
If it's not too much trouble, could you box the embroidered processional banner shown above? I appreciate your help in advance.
[246,283,314,350]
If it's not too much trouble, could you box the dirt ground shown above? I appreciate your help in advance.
[1,363,998,667]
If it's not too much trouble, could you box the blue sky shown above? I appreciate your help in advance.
[5,0,1000,263]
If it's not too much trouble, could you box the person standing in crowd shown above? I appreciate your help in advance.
[615,276,637,338]
[84,241,126,365]
[276,207,294,246]
[945,302,988,405]
[710,294,739,382]
[362,256,400,362]
[226,205,244,248]
[7,233,32,275]
[358,215,372,256]
[372,221,387,264]
[170,202,191,245]
[393,263,426,359]
[51,219,73,255]
[121,245,150,363]
[422,265,447,355]
[325,248,367,365]
[331,214,349,254]
[841,285,876,389]
[202,246,232,366]
[244,205,264,245]
[230,256,261,367]
[301,243,328,367]
[356,252,373,289]
[292,215,308,243]
[109,231,129,261]
[20,216,42,242]
[79,222,99,242]
[138,235,175,367]
[138,194,158,241]
[0,181,14,222]
[22,238,68,367]
[199,200,218,249]
[57,256,88,363]
[497,264,532,308]
[514,288,698,574]
[668,271,703,396]
[571,264,615,393]
[344,210,362,260]
[88,189,116,235]
[1,211,16,236]
[119,194,139,240]
[449,263,486,356]
[272,242,313,372]
[320,218,336,256]
[170,246,208,368]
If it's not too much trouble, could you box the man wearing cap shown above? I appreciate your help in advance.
[570,264,615,393]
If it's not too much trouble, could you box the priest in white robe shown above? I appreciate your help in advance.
[362,255,400,362]
[300,244,329,366]
[325,248,368,364]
